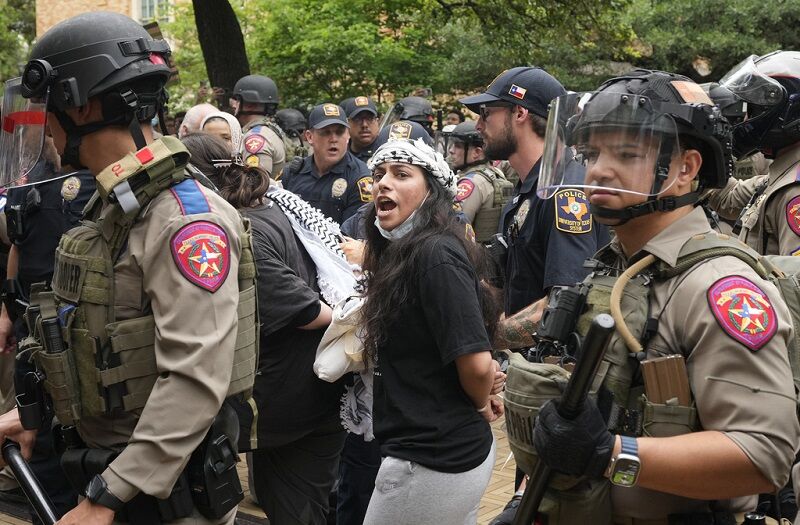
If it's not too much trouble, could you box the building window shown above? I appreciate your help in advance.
[140,0,170,23]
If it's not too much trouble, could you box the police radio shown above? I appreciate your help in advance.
[528,283,590,364]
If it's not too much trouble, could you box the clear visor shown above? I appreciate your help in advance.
[538,92,682,200]
[0,78,49,187]
[719,55,784,106]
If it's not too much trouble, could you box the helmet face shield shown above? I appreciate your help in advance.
[0,77,49,187]
[538,92,681,201]
[720,55,785,107]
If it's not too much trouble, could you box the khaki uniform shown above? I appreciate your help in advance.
[454,163,513,243]
[605,207,799,521]
[35,138,252,523]
[708,144,800,255]
[241,117,287,180]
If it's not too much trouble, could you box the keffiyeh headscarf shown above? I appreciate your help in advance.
[200,111,243,156]
[367,138,457,197]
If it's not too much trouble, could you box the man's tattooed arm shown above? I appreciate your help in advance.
[493,297,547,350]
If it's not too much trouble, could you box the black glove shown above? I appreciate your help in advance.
[533,397,614,478]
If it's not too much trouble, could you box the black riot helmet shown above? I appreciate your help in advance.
[380,96,434,136]
[9,11,171,172]
[275,108,307,137]
[716,51,800,158]
[444,121,485,170]
[231,75,279,117]
[539,69,733,224]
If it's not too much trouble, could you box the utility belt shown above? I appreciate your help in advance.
[56,403,243,524]
[2,278,29,323]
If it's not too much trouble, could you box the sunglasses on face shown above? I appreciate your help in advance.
[479,102,514,120]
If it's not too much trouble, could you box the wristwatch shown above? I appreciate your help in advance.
[85,474,124,512]
[609,436,641,487]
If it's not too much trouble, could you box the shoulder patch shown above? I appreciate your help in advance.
[170,179,210,215]
[357,176,373,202]
[244,134,267,154]
[456,179,475,202]
[171,221,231,292]
[785,195,800,236]
[554,188,592,234]
[707,275,778,351]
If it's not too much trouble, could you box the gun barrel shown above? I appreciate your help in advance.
[513,314,615,525]
[2,440,59,525]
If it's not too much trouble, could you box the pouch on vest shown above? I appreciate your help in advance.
[471,166,513,243]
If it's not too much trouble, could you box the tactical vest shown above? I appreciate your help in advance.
[504,231,800,523]
[464,165,513,243]
[24,137,258,427]
[738,157,800,253]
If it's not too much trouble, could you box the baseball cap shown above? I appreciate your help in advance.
[342,96,378,119]
[307,103,349,129]
[373,120,434,150]
[459,66,566,118]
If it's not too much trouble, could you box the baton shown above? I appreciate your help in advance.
[2,439,59,525]
[512,313,615,525]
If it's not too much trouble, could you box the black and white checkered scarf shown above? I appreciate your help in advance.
[368,138,457,197]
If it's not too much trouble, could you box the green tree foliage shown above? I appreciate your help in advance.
[0,0,35,87]
[630,0,800,82]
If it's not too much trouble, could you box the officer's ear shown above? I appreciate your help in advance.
[67,97,103,126]
[304,129,314,144]
[677,149,702,185]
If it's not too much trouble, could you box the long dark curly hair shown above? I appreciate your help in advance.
[361,169,501,364]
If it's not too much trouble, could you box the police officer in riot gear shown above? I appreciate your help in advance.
[522,69,798,524]
[0,11,257,525]
[230,74,289,180]
[381,96,435,136]
[707,51,800,256]
[446,121,513,243]
[275,108,309,157]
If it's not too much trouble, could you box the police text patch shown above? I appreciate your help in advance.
[707,275,777,351]
[554,189,592,234]
[171,221,231,293]
[357,176,373,202]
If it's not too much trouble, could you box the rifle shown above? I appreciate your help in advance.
[2,439,59,525]
[512,313,615,525]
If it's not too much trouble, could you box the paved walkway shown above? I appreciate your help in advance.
[0,417,516,524]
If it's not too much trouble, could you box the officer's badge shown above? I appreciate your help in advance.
[388,122,412,140]
[786,195,800,236]
[554,189,592,234]
[357,176,373,202]
[332,178,348,198]
[456,179,475,202]
[514,199,530,229]
[323,104,340,116]
[355,96,369,106]
[245,155,260,168]
[244,135,266,154]
[171,221,231,293]
[60,176,81,201]
[708,275,777,351]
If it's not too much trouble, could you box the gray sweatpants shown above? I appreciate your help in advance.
[363,438,496,525]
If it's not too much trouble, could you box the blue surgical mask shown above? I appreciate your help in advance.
[374,190,430,241]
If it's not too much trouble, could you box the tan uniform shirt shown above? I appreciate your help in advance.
[608,207,799,518]
[79,157,244,503]
[708,144,800,255]
[455,165,496,224]
[241,118,287,180]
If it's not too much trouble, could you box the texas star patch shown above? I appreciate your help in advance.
[707,275,778,351]
[786,195,800,236]
[171,221,231,292]
[554,189,592,234]
[456,179,475,202]
[244,134,266,154]
[357,176,373,202]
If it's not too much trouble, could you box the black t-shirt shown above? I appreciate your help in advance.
[281,151,371,225]
[500,158,609,317]
[243,200,344,445]
[372,234,493,473]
